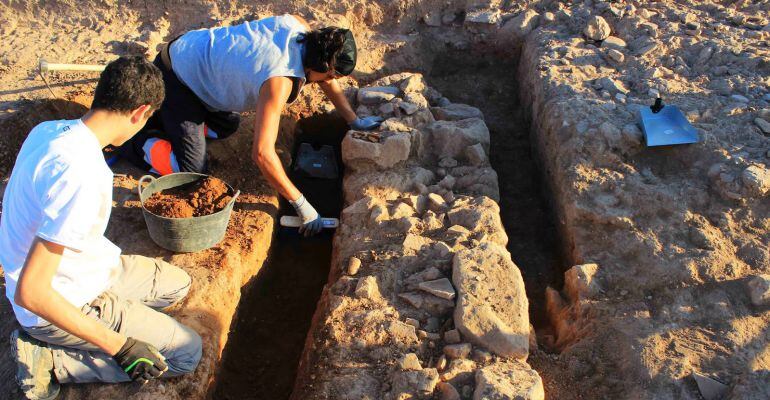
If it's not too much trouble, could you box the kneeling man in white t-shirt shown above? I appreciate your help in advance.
[0,56,202,400]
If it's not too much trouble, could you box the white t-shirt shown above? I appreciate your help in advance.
[0,119,121,327]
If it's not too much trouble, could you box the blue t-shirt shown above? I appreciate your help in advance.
[170,14,307,112]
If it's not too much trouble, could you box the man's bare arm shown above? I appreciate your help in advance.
[15,238,127,355]
[251,76,302,201]
[318,79,357,123]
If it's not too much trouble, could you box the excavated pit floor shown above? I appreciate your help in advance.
[213,115,347,400]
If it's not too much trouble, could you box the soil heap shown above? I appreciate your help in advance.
[144,177,233,218]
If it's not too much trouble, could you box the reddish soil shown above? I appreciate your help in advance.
[144,176,234,218]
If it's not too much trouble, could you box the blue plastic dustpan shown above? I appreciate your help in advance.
[638,99,698,147]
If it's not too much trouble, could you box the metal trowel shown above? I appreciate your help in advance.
[638,98,699,147]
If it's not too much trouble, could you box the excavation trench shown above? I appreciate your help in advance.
[213,114,347,400]
[424,47,566,331]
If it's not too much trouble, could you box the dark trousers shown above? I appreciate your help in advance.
[121,54,240,173]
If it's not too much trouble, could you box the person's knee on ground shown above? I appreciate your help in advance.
[162,323,202,376]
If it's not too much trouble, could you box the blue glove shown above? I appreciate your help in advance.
[289,195,323,237]
[350,116,384,131]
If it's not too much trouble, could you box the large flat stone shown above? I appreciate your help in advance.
[452,243,529,358]
[473,360,544,400]
[428,118,490,160]
[342,131,411,171]
[447,196,508,246]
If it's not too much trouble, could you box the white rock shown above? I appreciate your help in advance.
[357,86,399,105]
[427,193,447,212]
[584,16,611,41]
[747,274,770,306]
[390,368,439,395]
[347,257,362,275]
[428,118,490,160]
[355,276,381,300]
[399,101,419,115]
[419,278,456,300]
[741,164,770,196]
[601,36,626,49]
[453,243,529,358]
[341,131,411,170]
[465,9,501,25]
[399,353,423,371]
[474,361,544,400]
[499,9,539,38]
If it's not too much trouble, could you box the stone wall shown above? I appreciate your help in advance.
[292,73,543,400]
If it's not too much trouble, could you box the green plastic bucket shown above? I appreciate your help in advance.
[137,173,240,253]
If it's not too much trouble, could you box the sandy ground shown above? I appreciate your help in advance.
[0,0,769,399]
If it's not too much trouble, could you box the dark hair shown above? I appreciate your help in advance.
[298,27,357,76]
[91,56,164,113]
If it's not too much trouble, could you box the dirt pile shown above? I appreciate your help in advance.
[144,177,233,218]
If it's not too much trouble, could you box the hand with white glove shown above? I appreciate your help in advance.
[350,116,384,131]
[289,194,323,237]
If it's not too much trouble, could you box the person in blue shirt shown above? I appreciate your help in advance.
[121,14,380,236]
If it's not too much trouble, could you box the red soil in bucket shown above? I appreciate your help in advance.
[144,176,233,218]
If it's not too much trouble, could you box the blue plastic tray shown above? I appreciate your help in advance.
[638,105,699,147]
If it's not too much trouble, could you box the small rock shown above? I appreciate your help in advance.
[607,49,625,62]
[747,274,770,306]
[443,343,472,359]
[584,16,611,41]
[472,349,493,364]
[601,36,626,49]
[355,276,381,300]
[432,103,484,121]
[597,77,629,95]
[500,9,540,38]
[391,368,439,395]
[405,318,420,329]
[731,94,750,103]
[399,101,419,115]
[542,12,555,24]
[439,157,459,168]
[464,143,487,166]
[439,358,475,383]
[427,193,447,212]
[436,382,461,400]
[444,329,461,344]
[357,86,399,105]
[388,320,419,344]
[399,292,425,308]
[423,12,442,27]
[419,278,456,300]
[474,361,544,400]
[755,118,770,134]
[465,9,501,25]
[347,257,362,275]
[741,164,770,196]
[436,355,448,371]
[399,353,423,371]
[439,175,456,190]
